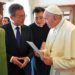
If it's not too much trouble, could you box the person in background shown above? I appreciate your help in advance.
[29,7,50,75]
[2,17,11,25]
[0,28,8,75]
[42,5,75,75]
[2,4,33,75]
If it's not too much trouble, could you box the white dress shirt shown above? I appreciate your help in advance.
[11,22,21,38]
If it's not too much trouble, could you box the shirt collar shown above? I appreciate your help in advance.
[11,22,21,30]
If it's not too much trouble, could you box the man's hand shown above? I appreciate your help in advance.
[12,56,22,68]
[20,57,30,68]
[34,49,45,57]
[43,55,53,65]
[34,51,40,57]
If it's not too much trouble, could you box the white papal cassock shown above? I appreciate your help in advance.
[45,18,75,75]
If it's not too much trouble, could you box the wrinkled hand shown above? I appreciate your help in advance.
[43,55,53,65]
[34,49,45,57]
[39,50,45,55]
[12,56,23,68]
[20,57,30,69]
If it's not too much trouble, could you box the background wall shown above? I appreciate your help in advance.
[29,0,75,8]
[29,0,75,24]
[0,0,75,25]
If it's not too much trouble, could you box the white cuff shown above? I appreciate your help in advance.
[10,56,14,63]
[26,57,30,62]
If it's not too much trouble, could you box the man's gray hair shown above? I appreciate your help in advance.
[9,3,24,16]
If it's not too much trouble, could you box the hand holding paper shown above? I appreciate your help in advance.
[34,51,40,57]
[26,41,44,60]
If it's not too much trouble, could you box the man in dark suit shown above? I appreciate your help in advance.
[29,7,50,75]
[2,4,33,75]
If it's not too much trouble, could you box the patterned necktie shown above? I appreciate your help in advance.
[16,27,21,46]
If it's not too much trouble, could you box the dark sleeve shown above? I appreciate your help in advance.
[23,26,34,60]
[27,28,34,60]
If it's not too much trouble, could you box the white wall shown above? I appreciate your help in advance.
[30,0,75,7]
[0,0,13,2]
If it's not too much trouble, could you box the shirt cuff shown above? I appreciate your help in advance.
[26,57,30,62]
[10,56,14,63]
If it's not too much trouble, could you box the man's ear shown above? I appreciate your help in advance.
[10,16,15,21]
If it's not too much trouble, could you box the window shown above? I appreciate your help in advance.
[59,6,73,22]
[63,11,70,21]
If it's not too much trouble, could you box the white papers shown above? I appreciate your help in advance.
[26,41,44,60]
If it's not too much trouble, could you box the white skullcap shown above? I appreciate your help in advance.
[45,5,63,15]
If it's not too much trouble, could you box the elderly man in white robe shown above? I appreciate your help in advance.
[41,5,75,75]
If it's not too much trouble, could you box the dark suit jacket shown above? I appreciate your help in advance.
[2,24,33,75]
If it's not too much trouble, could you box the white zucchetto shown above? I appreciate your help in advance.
[45,5,63,15]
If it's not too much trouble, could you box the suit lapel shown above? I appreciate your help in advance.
[7,24,18,47]
[7,24,15,39]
